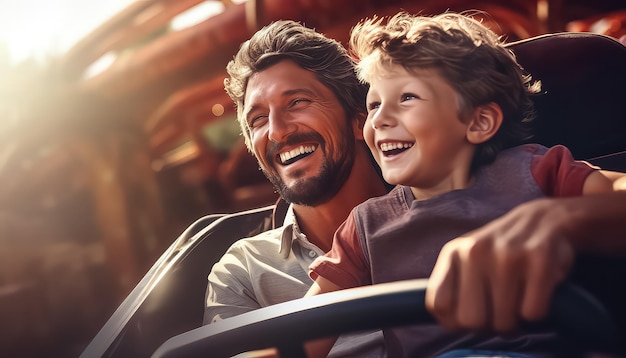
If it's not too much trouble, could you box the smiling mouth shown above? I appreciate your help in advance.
[380,141,413,157]
[278,144,317,165]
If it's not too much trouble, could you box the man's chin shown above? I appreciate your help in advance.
[270,177,336,207]
[278,184,333,207]
[282,191,331,207]
[262,155,352,207]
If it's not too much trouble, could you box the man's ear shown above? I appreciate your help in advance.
[352,113,367,141]
[466,102,503,144]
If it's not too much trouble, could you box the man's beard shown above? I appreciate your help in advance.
[262,131,355,207]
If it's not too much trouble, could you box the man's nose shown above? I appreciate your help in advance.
[268,112,297,142]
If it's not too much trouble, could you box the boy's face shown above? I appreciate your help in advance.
[364,65,475,193]
[242,60,357,206]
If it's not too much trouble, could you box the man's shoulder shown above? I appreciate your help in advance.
[228,226,285,252]
[213,225,291,273]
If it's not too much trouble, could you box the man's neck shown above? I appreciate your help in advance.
[292,147,388,252]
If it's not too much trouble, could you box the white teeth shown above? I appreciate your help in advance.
[380,142,413,152]
[279,145,316,163]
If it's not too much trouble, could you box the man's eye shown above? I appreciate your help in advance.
[290,98,310,107]
[249,115,268,128]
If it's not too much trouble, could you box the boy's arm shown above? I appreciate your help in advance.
[233,277,342,358]
[302,277,343,358]
[566,170,626,251]
[426,169,626,332]
[230,213,367,357]
[306,274,343,295]
[584,169,626,193]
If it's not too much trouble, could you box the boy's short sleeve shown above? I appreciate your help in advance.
[309,210,371,289]
[530,144,597,197]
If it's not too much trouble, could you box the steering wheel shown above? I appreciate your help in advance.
[151,279,619,358]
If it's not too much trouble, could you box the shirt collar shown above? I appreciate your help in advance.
[278,204,303,258]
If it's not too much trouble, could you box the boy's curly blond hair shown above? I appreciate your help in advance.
[350,12,540,170]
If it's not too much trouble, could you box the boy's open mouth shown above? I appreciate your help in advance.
[380,141,413,157]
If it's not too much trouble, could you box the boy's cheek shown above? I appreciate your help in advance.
[362,127,376,148]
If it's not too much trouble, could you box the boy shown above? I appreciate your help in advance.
[306,12,626,357]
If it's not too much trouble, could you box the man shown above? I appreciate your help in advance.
[203,20,389,357]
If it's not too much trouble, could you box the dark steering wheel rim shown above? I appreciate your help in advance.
[151,279,619,358]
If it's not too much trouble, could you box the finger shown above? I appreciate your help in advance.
[521,241,574,322]
[456,239,488,330]
[520,248,554,322]
[490,247,523,332]
[426,244,460,331]
[521,272,552,322]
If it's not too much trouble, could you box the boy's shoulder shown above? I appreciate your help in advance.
[499,143,578,163]
[356,185,409,213]
[501,143,549,156]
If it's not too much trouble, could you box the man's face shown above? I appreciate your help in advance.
[242,60,356,206]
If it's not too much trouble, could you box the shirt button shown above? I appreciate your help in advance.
[308,250,317,258]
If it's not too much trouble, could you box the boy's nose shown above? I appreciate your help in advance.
[370,106,396,130]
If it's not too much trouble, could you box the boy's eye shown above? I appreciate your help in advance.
[367,101,381,112]
[401,93,419,102]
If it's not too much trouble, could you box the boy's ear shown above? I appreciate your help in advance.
[466,102,503,144]
[352,113,367,140]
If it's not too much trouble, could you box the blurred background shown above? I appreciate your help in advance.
[0,0,624,357]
